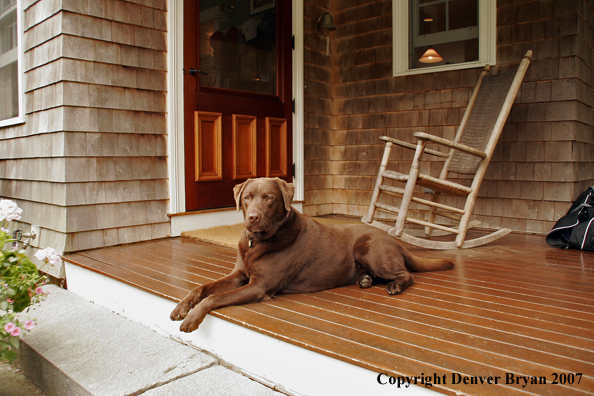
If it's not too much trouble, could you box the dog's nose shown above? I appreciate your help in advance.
[248,212,261,224]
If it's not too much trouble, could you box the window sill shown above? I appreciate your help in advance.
[393,60,495,77]
[0,116,25,129]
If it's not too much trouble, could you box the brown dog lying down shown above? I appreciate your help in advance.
[170,177,454,332]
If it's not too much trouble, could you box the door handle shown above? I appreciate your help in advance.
[188,68,208,76]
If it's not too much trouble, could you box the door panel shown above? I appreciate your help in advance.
[265,117,287,178]
[232,114,257,180]
[184,0,293,211]
[194,111,222,182]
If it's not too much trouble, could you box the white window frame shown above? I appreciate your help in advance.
[0,0,24,127]
[393,0,496,77]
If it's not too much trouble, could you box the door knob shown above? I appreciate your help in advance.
[188,68,208,76]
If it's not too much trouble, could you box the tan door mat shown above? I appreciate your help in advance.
[181,216,358,249]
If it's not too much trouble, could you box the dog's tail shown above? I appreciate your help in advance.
[402,247,454,272]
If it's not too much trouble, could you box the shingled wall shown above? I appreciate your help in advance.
[303,0,594,235]
[303,0,335,216]
[0,0,170,277]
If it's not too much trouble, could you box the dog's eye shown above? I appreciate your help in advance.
[266,196,274,202]
[244,196,251,201]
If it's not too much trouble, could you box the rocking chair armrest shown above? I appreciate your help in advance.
[413,132,487,159]
[379,136,449,158]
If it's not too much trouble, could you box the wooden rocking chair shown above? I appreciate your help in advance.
[363,51,532,249]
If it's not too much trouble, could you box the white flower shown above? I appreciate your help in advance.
[34,247,61,266]
[0,200,22,222]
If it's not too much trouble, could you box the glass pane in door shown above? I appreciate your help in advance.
[199,0,277,95]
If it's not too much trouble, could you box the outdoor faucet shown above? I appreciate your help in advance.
[11,228,37,250]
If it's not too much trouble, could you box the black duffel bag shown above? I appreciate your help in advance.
[546,187,594,251]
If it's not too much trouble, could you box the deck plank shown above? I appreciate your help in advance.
[333,286,594,352]
[257,295,594,395]
[63,232,594,396]
[310,289,594,364]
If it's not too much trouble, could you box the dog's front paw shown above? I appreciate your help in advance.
[179,309,207,333]
[170,300,192,321]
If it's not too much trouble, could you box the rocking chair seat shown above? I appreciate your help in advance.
[383,170,472,197]
[363,51,532,249]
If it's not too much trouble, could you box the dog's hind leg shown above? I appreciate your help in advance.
[358,274,373,289]
[353,233,415,295]
[386,272,414,295]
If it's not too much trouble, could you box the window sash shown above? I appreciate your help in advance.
[393,0,496,77]
[0,0,23,127]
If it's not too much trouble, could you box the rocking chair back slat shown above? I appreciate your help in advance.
[449,71,516,175]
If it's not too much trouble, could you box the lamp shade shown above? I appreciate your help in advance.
[419,48,443,63]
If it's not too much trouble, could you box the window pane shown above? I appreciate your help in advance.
[449,0,477,30]
[410,0,478,70]
[412,38,478,69]
[419,3,445,35]
[0,0,16,14]
[0,5,19,121]
[199,0,276,95]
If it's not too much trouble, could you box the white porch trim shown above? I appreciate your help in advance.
[292,0,305,202]
[166,0,186,215]
[64,262,437,396]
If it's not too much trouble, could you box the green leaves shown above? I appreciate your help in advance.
[9,335,19,349]
[1,229,47,363]
[0,202,49,363]
[0,340,18,363]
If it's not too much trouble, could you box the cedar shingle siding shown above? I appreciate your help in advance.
[303,0,594,236]
[0,0,169,276]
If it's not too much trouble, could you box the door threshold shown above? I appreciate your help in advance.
[169,206,236,217]
[170,203,303,236]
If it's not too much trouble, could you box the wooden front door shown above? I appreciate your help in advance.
[184,0,293,211]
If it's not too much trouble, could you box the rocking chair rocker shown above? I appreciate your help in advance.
[363,51,532,249]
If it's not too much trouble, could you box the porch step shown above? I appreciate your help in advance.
[17,285,284,396]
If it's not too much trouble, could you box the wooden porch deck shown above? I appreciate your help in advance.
[62,231,594,396]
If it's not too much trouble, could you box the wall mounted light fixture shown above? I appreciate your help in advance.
[317,12,336,34]
[317,12,336,55]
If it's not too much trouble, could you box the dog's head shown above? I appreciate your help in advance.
[233,178,295,240]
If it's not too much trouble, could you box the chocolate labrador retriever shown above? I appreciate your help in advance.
[171,177,454,332]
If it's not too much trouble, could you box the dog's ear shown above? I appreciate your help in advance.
[233,180,249,211]
[273,178,295,212]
